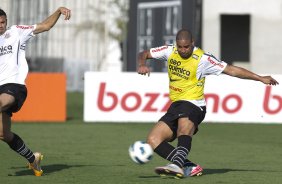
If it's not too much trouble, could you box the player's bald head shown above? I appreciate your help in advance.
[176,29,193,41]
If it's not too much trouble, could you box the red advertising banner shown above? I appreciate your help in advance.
[84,72,282,123]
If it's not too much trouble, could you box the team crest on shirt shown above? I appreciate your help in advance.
[4,32,11,39]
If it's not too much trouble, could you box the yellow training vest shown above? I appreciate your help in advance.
[167,47,205,102]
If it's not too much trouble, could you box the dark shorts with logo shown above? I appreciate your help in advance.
[0,83,27,117]
[159,100,206,141]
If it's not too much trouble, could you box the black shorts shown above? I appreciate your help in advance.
[0,83,27,117]
[159,100,206,141]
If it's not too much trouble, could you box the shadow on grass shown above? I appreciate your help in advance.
[9,164,125,176]
[203,168,273,175]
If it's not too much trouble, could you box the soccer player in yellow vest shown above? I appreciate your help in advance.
[137,29,279,178]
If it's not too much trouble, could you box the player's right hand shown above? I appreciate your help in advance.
[137,65,150,77]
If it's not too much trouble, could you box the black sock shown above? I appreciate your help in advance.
[154,139,196,167]
[172,135,192,168]
[7,133,35,163]
[154,141,177,161]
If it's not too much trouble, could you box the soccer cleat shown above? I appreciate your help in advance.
[155,163,184,179]
[28,152,43,176]
[183,164,203,177]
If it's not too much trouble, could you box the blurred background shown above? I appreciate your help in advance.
[2,0,282,92]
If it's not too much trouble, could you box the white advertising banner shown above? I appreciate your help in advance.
[84,72,282,123]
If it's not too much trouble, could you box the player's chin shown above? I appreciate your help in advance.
[179,54,189,59]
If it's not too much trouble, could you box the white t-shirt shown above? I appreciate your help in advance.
[0,25,36,85]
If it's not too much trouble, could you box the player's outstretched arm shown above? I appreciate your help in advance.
[34,7,71,34]
[137,50,152,76]
[223,64,279,85]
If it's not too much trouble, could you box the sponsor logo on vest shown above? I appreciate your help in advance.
[169,77,179,82]
[169,85,182,92]
[168,59,190,80]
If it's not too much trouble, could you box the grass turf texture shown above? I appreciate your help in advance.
[1,92,282,184]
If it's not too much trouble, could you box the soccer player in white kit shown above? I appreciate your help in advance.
[137,29,279,178]
[0,7,71,176]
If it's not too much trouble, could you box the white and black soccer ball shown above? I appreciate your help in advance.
[128,141,153,164]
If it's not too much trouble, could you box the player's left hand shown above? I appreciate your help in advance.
[59,7,71,20]
[261,76,279,85]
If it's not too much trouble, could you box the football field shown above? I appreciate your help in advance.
[1,92,282,184]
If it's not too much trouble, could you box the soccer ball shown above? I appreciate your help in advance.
[128,141,153,164]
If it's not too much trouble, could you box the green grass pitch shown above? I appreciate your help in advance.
[1,92,282,184]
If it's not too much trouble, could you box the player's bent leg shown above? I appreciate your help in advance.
[28,152,43,176]
[6,132,43,176]
[146,121,173,149]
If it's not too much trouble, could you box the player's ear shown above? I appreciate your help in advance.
[192,39,195,46]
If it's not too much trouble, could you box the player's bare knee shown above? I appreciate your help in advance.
[177,126,195,136]
[146,135,160,149]
[177,126,188,135]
